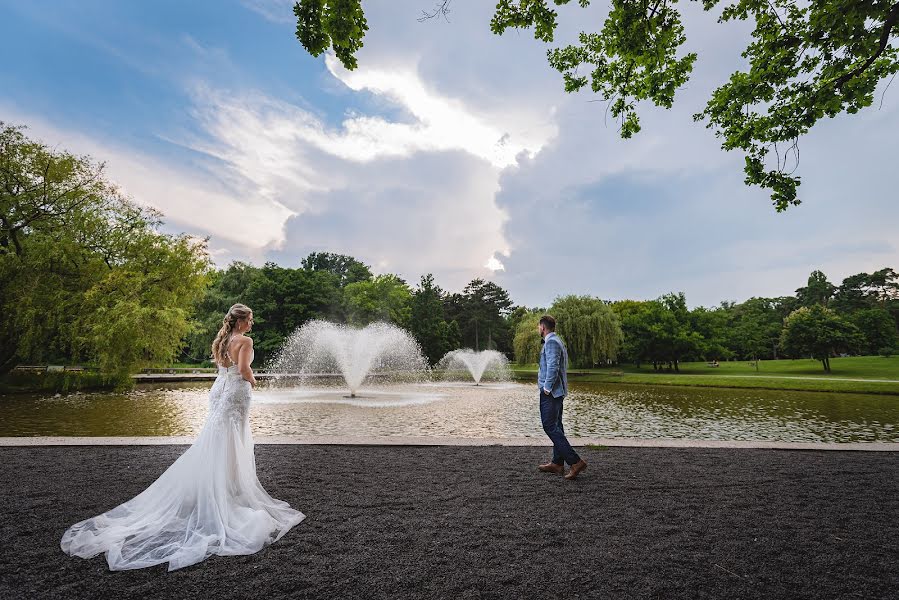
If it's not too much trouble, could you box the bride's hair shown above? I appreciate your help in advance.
[211,303,252,365]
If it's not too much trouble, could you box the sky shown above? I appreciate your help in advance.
[2,0,897,308]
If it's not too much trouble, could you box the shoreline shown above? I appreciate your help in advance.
[513,371,899,396]
[1,435,897,451]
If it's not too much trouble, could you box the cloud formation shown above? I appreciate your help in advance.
[3,0,896,307]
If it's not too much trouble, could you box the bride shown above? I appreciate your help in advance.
[61,303,305,571]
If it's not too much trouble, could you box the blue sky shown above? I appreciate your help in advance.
[2,0,897,308]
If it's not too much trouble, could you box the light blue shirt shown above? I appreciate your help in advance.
[538,332,568,398]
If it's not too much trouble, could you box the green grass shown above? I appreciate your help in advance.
[513,355,899,395]
[670,356,899,379]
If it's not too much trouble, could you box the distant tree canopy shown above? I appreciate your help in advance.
[445,278,515,353]
[409,274,461,365]
[344,274,413,328]
[301,251,372,287]
[293,0,899,210]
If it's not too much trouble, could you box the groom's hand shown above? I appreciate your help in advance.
[543,388,550,395]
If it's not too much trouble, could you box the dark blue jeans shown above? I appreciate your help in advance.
[540,390,581,466]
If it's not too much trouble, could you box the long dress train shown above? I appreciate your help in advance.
[60,353,305,571]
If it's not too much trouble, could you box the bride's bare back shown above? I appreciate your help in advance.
[220,335,256,387]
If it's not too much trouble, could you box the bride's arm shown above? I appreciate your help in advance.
[237,337,257,388]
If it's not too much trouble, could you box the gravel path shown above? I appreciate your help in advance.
[1,445,897,599]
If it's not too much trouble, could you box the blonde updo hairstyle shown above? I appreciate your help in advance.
[211,303,252,365]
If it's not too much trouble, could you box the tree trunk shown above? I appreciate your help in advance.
[0,344,18,376]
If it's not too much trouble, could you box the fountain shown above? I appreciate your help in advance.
[436,349,511,385]
[267,320,430,397]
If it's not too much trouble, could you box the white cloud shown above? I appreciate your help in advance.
[485,255,506,271]
[239,0,295,24]
[324,54,554,168]
[1,105,294,262]
[169,49,559,284]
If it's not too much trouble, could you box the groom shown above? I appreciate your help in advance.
[537,315,588,480]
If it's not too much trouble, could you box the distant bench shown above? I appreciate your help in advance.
[13,365,86,373]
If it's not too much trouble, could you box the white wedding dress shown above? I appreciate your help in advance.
[60,347,305,571]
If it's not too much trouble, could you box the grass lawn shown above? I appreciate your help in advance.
[513,355,899,395]
[673,355,899,379]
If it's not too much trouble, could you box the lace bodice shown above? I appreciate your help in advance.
[211,346,254,424]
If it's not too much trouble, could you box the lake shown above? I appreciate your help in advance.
[1,380,896,442]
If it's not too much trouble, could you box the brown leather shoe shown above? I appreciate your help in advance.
[538,462,564,474]
[564,459,588,480]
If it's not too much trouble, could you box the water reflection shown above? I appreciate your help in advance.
[0,381,896,442]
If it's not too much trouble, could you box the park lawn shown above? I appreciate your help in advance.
[512,355,899,395]
[673,356,899,379]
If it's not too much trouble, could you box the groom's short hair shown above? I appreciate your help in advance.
[539,315,556,331]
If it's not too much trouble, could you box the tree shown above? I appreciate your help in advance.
[654,292,704,370]
[294,1,899,209]
[611,295,701,370]
[445,278,515,353]
[867,268,899,305]
[513,312,544,365]
[780,305,862,371]
[727,297,785,363]
[243,263,342,362]
[832,268,899,325]
[549,295,623,367]
[0,123,211,375]
[343,273,413,328]
[185,262,263,363]
[848,307,898,355]
[796,270,836,307]
[293,0,368,70]
[507,305,544,338]
[690,305,734,362]
[611,299,654,366]
[410,274,460,364]
[76,230,210,375]
[301,251,372,287]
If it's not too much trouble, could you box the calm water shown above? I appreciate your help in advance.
[1,380,897,442]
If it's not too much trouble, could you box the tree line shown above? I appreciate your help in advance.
[2,123,897,379]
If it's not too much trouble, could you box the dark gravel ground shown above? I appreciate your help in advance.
[0,445,897,600]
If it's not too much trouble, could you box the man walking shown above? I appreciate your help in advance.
[537,315,587,480]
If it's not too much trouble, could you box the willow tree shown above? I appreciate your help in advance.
[513,311,544,365]
[0,123,211,376]
[550,295,623,367]
[293,0,899,210]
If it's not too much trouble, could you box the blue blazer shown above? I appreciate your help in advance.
[538,333,568,398]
